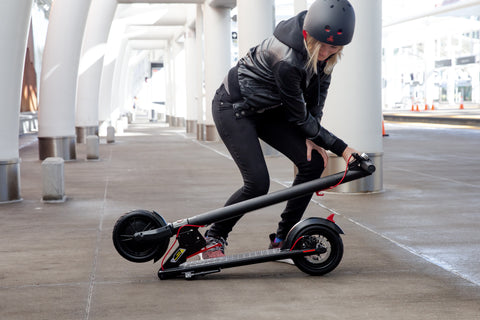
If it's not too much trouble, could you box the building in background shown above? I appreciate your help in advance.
[382,0,480,110]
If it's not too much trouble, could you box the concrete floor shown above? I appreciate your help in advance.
[1,115,480,319]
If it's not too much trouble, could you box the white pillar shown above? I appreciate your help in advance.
[322,0,383,192]
[195,4,205,140]
[174,43,186,127]
[164,43,174,124]
[185,27,197,133]
[0,0,33,202]
[237,0,275,154]
[110,40,130,130]
[237,0,274,57]
[294,0,308,14]
[38,0,92,160]
[203,1,232,141]
[98,20,125,135]
[75,0,116,143]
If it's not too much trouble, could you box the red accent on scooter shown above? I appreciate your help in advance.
[315,154,353,197]
[290,236,305,251]
[327,214,335,223]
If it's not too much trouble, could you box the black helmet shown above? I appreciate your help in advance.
[303,0,356,46]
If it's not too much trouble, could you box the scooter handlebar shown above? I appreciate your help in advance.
[350,153,376,174]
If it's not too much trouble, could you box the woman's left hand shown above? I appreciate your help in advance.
[306,140,328,168]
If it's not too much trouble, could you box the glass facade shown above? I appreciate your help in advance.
[382,1,480,109]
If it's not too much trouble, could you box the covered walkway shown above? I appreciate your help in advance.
[1,114,479,319]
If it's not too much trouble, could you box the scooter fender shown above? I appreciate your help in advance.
[284,217,344,249]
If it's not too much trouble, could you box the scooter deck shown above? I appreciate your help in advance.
[158,246,326,279]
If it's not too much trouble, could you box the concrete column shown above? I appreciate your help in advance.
[115,48,145,130]
[0,0,33,203]
[203,1,231,141]
[98,20,126,136]
[75,0,116,143]
[322,0,383,193]
[185,27,198,134]
[294,0,308,14]
[237,0,276,155]
[164,43,174,125]
[195,4,205,140]
[172,41,186,127]
[110,41,130,131]
[177,44,187,127]
[237,0,274,57]
[38,0,92,160]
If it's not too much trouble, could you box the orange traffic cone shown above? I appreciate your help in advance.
[382,117,389,137]
[460,103,464,110]
[431,104,435,111]
[415,105,420,112]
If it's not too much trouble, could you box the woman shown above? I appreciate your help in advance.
[202,0,358,259]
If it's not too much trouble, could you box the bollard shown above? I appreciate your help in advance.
[0,159,21,203]
[107,126,115,143]
[42,157,66,202]
[121,115,128,129]
[86,135,99,160]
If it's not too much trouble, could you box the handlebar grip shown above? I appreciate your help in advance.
[352,153,376,174]
[360,159,376,173]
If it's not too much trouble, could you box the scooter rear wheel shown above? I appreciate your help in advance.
[291,225,343,276]
[112,210,169,263]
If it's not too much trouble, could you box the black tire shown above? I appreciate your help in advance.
[291,225,343,276]
[112,210,169,263]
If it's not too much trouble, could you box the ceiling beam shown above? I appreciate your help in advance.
[384,0,480,27]
[117,0,203,3]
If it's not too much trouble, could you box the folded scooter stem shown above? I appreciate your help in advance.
[186,167,370,227]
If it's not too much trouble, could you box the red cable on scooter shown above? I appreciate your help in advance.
[315,154,353,196]
[160,224,205,270]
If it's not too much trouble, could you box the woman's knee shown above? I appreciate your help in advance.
[243,176,270,197]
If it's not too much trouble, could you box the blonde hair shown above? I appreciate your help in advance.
[304,34,343,75]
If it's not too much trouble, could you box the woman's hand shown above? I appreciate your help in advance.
[342,146,358,163]
[306,140,328,168]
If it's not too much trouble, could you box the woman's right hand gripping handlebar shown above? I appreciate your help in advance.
[342,146,358,164]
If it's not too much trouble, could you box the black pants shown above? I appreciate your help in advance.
[207,85,325,240]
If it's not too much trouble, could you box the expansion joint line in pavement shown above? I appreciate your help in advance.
[84,148,112,320]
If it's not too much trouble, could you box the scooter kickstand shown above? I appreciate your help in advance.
[184,269,221,280]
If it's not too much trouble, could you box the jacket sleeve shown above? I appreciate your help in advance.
[273,61,347,157]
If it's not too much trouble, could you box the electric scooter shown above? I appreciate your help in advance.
[112,153,375,280]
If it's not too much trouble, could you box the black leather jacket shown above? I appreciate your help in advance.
[225,11,347,157]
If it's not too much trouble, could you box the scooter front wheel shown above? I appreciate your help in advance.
[290,225,343,276]
[112,210,169,263]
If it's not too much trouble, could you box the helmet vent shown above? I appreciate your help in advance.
[330,5,334,8]
[325,25,331,32]
[337,29,343,35]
